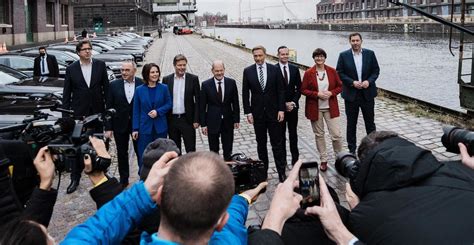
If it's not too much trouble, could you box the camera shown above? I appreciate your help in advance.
[335,152,360,180]
[442,126,474,156]
[227,153,267,193]
[298,162,320,208]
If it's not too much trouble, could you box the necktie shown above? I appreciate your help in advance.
[258,65,265,91]
[283,65,289,85]
[217,81,223,102]
[41,57,45,74]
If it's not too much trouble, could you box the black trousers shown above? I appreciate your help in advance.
[345,95,376,153]
[282,109,299,164]
[114,131,138,184]
[254,119,286,176]
[208,120,234,161]
[168,115,196,154]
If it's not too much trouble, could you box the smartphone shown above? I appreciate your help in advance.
[299,162,320,208]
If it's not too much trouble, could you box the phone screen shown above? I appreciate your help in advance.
[299,162,320,208]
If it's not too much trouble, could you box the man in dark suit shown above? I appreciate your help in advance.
[162,54,200,154]
[336,33,380,154]
[243,45,287,182]
[33,46,59,77]
[105,61,142,188]
[276,46,301,165]
[200,60,240,161]
[62,40,109,193]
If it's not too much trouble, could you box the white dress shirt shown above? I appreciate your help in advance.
[124,78,135,104]
[317,70,330,109]
[40,55,50,76]
[172,74,186,114]
[255,63,267,88]
[80,59,93,88]
[352,49,363,82]
[214,77,224,102]
[279,62,290,84]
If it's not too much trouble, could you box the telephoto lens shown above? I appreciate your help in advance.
[441,126,474,156]
[335,152,360,179]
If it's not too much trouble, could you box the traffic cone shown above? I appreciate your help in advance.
[72,35,77,42]
[0,44,4,54]
[85,33,89,40]
[2,42,7,53]
[64,35,69,43]
[92,32,97,38]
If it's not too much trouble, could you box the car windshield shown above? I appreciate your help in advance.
[0,71,21,85]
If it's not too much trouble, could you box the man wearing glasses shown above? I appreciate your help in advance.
[62,40,109,194]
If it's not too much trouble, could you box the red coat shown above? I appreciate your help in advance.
[301,64,343,121]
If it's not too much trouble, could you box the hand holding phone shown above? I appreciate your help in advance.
[299,162,320,208]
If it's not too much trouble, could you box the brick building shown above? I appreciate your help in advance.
[0,0,74,46]
[316,0,473,22]
[72,0,155,32]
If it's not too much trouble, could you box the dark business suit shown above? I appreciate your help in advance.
[276,63,301,164]
[162,73,200,153]
[105,77,143,185]
[62,59,109,184]
[336,48,380,153]
[242,63,286,177]
[200,77,240,160]
[33,54,59,77]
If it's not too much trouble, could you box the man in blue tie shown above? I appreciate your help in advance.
[33,46,59,77]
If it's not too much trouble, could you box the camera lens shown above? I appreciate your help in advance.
[335,152,359,179]
[441,126,474,156]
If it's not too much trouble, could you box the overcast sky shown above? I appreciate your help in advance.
[196,0,319,22]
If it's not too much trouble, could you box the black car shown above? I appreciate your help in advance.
[0,65,63,128]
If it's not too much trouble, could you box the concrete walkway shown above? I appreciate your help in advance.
[48,32,460,240]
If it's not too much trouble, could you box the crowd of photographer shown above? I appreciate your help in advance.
[0,127,473,244]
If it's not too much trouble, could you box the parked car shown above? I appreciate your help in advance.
[0,64,63,128]
[0,54,67,78]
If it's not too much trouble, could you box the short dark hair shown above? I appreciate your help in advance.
[312,48,327,59]
[252,45,266,54]
[0,219,48,245]
[160,152,234,241]
[141,63,161,85]
[277,45,288,55]
[140,138,180,181]
[38,46,46,51]
[358,131,398,162]
[349,32,362,41]
[75,40,92,53]
[173,54,187,66]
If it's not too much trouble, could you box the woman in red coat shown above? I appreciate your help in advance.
[301,48,343,171]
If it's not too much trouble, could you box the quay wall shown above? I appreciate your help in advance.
[216,22,468,34]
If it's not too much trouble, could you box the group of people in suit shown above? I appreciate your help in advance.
[60,32,380,193]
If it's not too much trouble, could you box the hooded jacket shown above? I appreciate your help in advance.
[349,137,474,244]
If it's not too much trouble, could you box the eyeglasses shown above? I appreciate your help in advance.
[79,48,92,52]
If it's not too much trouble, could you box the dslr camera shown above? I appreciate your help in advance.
[227,153,267,193]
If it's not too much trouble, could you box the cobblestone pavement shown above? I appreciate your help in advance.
[48,32,460,241]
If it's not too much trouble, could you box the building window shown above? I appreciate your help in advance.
[61,4,68,24]
[356,2,359,9]
[431,6,437,14]
[46,2,54,25]
[0,0,10,24]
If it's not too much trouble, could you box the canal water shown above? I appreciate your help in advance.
[202,28,465,112]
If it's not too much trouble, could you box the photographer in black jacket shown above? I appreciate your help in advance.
[0,145,57,245]
[346,131,474,244]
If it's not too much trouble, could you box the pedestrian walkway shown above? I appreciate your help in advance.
[47,32,460,240]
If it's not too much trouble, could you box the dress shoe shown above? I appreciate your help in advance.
[278,172,287,183]
[320,162,328,172]
[66,180,79,194]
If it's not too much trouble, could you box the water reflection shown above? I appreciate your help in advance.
[202,28,462,111]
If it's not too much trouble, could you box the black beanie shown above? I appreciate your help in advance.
[140,138,180,181]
